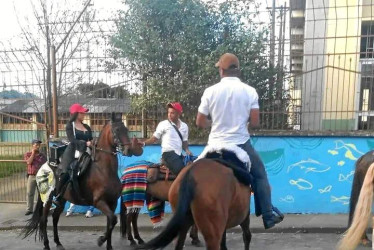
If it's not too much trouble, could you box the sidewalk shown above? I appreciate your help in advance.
[0,203,352,234]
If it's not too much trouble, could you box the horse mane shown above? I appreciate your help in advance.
[96,121,111,143]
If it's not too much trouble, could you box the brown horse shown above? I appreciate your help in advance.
[120,175,201,246]
[337,150,374,250]
[138,158,252,250]
[22,114,143,250]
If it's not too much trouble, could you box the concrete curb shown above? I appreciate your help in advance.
[0,225,349,234]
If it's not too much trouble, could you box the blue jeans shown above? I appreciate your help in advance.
[238,139,273,218]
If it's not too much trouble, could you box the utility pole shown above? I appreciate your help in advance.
[277,5,284,101]
[50,0,92,138]
[51,45,58,138]
[270,0,276,68]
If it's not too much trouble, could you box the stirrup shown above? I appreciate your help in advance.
[272,206,284,219]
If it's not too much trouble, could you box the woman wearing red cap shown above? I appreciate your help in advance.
[54,103,93,206]
[142,102,192,175]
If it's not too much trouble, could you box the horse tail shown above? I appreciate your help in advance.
[349,151,374,226]
[137,168,195,250]
[21,195,44,241]
[120,195,127,238]
[338,163,374,250]
[348,167,364,226]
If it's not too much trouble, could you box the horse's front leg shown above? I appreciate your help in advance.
[240,213,252,250]
[40,203,52,250]
[190,224,202,247]
[95,200,117,250]
[52,199,67,250]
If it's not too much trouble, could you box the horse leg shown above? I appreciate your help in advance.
[190,224,202,247]
[220,230,227,250]
[132,211,145,244]
[52,199,67,250]
[126,212,137,245]
[240,214,252,250]
[95,200,117,250]
[194,212,224,250]
[175,215,194,250]
[40,202,52,250]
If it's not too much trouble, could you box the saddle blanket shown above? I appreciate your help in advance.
[121,161,165,226]
[196,144,251,171]
[36,162,56,206]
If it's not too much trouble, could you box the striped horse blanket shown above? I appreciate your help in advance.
[121,161,165,226]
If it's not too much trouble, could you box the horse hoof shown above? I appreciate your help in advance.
[137,239,145,245]
[56,245,65,250]
[43,247,51,250]
[130,240,137,246]
[106,246,113,250]
[97,236,106,247]
[192,239,204,247]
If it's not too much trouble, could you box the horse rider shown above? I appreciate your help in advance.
[54,103,93,207]
[141,102,193,175]
[196,53,284,229]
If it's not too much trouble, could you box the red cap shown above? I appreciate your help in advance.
[167,102,183,114]
[69,103,89,114]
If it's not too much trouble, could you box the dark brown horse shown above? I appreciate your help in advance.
[346,150,374,247]
[138,158,252,250]
[120,175,201,246]
[22,114,143,250]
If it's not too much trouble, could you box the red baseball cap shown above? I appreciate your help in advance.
[69,103,89,114]
[167,102,183,114]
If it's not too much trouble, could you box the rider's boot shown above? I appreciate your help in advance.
[263,206,284,229]
[53,172,69,207]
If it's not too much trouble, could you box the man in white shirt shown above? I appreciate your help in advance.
[196,53,283,229]
[142,102,192,175]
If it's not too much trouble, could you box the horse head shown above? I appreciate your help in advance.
[109,113,143,157]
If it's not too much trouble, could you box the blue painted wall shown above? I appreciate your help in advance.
[67,136,374,215]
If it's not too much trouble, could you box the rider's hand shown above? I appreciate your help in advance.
[186,150,193,156]
[86,141,92,147]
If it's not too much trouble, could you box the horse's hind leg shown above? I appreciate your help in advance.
[126,212,137,245]
[52,199,67,250]
[190,224,202,247]
[175,215,194,250]
[95,200,117,250]
[220,230,227,250]
[240,214,252,250]
[132,211,145,244]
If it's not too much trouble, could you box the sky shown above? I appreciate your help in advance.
[0,0,289,96]
[0,0,123,41]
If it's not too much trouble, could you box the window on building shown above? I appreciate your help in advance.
[361,21,374,59]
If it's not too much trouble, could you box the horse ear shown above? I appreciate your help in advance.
[111,112,116,122]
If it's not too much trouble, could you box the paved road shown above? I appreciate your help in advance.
[0,229,371,250]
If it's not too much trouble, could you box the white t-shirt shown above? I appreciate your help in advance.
[198,77,259,145]
[153,119,188,155]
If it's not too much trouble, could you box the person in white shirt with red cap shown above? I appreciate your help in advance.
[142,102,192,175]
[196,53,284,230]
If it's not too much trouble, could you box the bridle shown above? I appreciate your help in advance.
[95,121,131,156]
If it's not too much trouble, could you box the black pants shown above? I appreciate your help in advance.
[162,151,184,175]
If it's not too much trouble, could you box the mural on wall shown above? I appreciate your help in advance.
[71,137,373,214]
[128,137,373,214]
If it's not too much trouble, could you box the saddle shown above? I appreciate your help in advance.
[205,150,252,186]
[147,163,177,183]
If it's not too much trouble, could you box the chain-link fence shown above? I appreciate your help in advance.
[1,0,374,201]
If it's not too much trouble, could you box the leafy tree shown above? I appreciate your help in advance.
[0,90,37,99]
[111,0,288,139]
